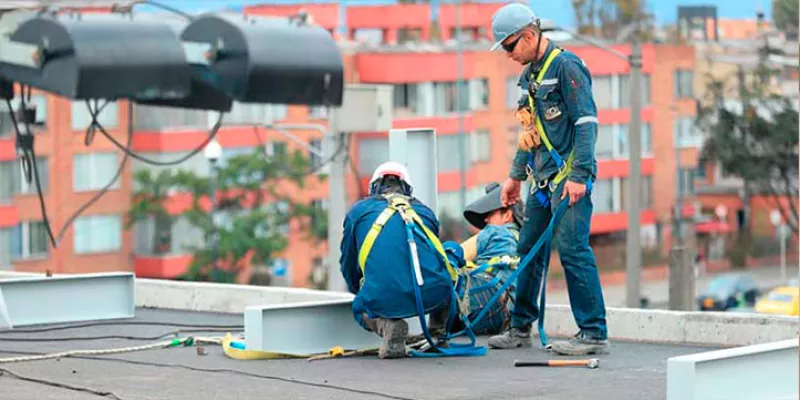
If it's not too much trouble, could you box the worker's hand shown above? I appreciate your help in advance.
[501,178,522,207]
[561,180,587,206]
[515,107,541,151]
[518,127,542,151]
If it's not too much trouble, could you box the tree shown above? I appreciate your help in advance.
[126,169,178,255]
[773,0,799,38]
[127,147,327,284]
[571,0,655,42]
[696,62,799,238]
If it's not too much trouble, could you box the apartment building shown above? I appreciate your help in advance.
[0,2,701,287]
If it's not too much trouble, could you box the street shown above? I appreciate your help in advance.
[546,264,796,309]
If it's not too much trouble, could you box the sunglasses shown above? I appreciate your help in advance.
[502,35,522,53]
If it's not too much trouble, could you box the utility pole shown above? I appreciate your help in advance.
[455,0,469,239]
[325,111,349,292]
[625,40,643,308]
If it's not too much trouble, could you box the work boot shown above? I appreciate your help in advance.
[548,331,610,356]
[488,327,532,349]
[375,319,408,359]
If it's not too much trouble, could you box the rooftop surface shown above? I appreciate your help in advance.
[0,307,721,400]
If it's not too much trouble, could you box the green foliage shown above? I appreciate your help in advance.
[127,147,327,283]
[571,0,655,42]
[773,0,799,36]
[696,61,799,236]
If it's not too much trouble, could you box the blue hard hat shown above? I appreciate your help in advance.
[490,2,538,51]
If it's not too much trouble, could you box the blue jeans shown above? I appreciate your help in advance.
[511,181,608,340]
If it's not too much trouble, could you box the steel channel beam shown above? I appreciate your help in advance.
[0,272,135,328]
[245,299,424,354]
[667,339,799,400]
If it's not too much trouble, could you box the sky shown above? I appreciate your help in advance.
[139,0,773,29]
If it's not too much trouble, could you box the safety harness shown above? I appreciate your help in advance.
[357,193,486,358]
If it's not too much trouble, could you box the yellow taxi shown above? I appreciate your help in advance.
[755,286,800,316]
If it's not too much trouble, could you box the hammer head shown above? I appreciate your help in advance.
[587,358,600,369]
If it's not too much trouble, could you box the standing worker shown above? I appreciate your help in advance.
[486,3,610,356]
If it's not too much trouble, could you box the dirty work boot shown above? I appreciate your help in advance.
[548,331,610,356]
[375,319,409,359]
[488,327,532,349]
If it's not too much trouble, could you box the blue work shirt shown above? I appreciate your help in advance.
[339,195,453,328]
[475,223,520,265]
[510,40,599,185]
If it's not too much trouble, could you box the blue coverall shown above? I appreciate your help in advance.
[339,195,453,330]
[509,40,608,340]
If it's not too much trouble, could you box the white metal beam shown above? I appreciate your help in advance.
[244,299,425,354]
[0,272,135,328]
[667,339,799,400]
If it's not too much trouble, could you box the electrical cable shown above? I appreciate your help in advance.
[126,0,194,20]
[0,368,124,400]
[95,112,224,166]
[0,328,239,342]
[0,349,418,400]
[6,93,57,248]
[0,321,243,334]
[54,100,133,245]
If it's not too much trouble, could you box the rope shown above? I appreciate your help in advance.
[0,337,222,364]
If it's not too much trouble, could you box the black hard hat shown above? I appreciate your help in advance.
[463,182,524,230]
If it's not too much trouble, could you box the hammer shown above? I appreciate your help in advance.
[514,358,600,369]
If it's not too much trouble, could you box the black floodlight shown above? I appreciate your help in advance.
[0,14,192,102]
[181,14,344,106]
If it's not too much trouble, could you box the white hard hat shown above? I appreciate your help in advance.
[370,161,413,189]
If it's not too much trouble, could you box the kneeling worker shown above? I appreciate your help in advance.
[339,162,457,359]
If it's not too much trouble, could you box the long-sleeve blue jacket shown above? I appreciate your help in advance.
[339,195,453,328]
[509,40,599,185]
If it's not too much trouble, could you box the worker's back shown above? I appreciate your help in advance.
[341,195,453,324]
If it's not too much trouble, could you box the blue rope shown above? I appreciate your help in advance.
[402,222,487,358]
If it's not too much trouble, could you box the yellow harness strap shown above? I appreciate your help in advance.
[526,48,575,187]
[357,194,458,282]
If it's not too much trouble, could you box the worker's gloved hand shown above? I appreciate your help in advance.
[515,107,541,151]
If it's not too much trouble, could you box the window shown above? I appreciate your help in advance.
[0,161,14,203]
[358,138,389,175]
[308,106,328,119]
[695,158,707,180]
[507,125,520,159]
[133,104,209,131]
[591,179,614,214]
[73,153,120,192]
[432,81,469,114]
[224,102,286,125]
[74,215,122,254]
[506,77,523,109]
[133,215,204,255]
[266,201,290,235]
[674,117,702,147]
[621,175,653,210]
[0,158,49,202]
[596,125,615,160]
[72,101,118,130]
[676,167,695,197]
[592,76,613,109]
[470,129,491,163]
[438,190,462,220]
[10,221,49,260]
[393,83,420,117]
[469,78,489,110]
[0,227,10,268]
[437,134,470,173]
[618,123,653,157]
[618,74,651,107]
[266,141,287,158]
[674,70,694,99]
[0,95,48,138]
[309,139,323,172]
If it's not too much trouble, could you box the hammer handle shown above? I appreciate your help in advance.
[514,360,589,367]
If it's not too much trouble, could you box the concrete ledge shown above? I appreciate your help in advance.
[543,305,799,347]
[667,339,799,400]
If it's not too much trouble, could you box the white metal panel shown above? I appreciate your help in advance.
[0,272,135,327]
[667,339,799,400]
[333,84,393,133]
[389,128,439,212]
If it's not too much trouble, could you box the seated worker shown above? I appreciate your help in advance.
[459,182,524,335]
[339,162,457,359]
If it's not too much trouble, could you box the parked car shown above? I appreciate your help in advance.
[697,274,760,311]
[755,286,800,316]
